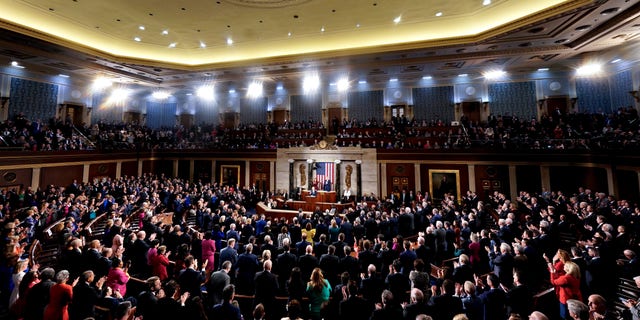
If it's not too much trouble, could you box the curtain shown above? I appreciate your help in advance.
[576,77,612,113]
[9,78,59,122]
[347,90,384,122]
[240,97,268,124]
[610,70,635,110]
[487,81,537,120]
[290,94,322,123]
[412,86,454,121]
[146,101,177,128]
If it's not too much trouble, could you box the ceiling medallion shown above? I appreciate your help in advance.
[225,0,312,8]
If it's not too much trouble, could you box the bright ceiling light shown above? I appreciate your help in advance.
[320,26,325,32]
[10,61,24,68]
[58,74,69,78]
[162,30,169,35]
[483,70,507,80]
[277,85,284,90]
[389,78,398,82]
[422,76,432,80]
[337,78,349,92]
[287,32,292,37]
[611,58,621,64]
[134,37,141,42]
[537,68,549,72]
[458,74,468,77]
[139,25,145,30]
[483,0,491,5]
[247,82,263,97]
[109,88,131,104]
[152,91,171,100]
[229,89,236,94]
[200,41,207,48]
[576,63,603,77]
[168,42,177,48]
[393,16,402,24]
[435,12,443,17]
[358,80,367,84]
[92,77,113,91]
[303,75,320,93]
[227,38,233,45]
[196,85,214,100]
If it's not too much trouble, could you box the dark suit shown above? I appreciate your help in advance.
[207,270,230,306]
[210,301,243,320]
[369,304,403,320]
[403,302,430,320]
[178,267,206,298]
[276,251,298,287]
[70,281,101,320]
[506,284,531,318]
[429,294,463,320]
[235,252,259,294]
[298,254,319,283]
[339,296,371,320]
[24,279,54,320]
[478,288,506,320]
[319,254,340,286]
[254,270,279,318]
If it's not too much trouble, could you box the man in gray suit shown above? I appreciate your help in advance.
[206,260,231,307]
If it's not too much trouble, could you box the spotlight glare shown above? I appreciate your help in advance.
[152,91,171,100]
[576,63,603,77]
[196,85,215,100]
[303,75,320,93]
[337,78,349,92]
[483,70,507,80]
[247,82,263,97]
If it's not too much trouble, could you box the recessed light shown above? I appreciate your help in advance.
[58,74,69,78]
[389,78,398,82]
[11,61,18,67]
[200,41,206,48]
[227,38,233,45]
[162,30,169,35]
[277,85,284,90]
[435,12,443,17]
[321,26,325,32]
[134,37,141,42]
[393,16,401,24]
[422,76,432,80]
[537,68,549,71]
[611,58,621,64]
[168,42,177,48]
[483,0,491,5]
[356,23,360,28]
[186,93,193,96]
[287,32,292,37]
[139,25,145,30]
[458,74,468,77]
[358,80,367,84]
[229,89,236,94]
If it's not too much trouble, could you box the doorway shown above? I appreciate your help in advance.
[63,103,85,126]
[545,96,569,118]
[273,109,289,126]
[328,107,342,135]
[461,101,481,123]
[123,112,142,124]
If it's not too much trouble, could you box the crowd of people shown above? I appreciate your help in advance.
[1,169,640,319]
[2,107,640,152]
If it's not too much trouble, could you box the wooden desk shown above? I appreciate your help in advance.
[256,202,312,220]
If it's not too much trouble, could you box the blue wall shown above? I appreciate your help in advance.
[488,81,537,119]
[240,97,268,125]
[576,77,612,113]
[146,101,177,128]
[347,90,384,122]
[412,86,454,121]
[290,94,322,123]
[9,78,59,122]
[610,70,635,110]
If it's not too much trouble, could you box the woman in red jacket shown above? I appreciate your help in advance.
[151,245,173,281]
[43,270,77,320]
[550,261,582,319]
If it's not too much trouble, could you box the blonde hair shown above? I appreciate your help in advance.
[563,261,581,280]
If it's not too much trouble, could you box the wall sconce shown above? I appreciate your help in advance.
[288,159,295,164]
[630,91,640,102]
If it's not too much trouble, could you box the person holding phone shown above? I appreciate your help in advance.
[623,276,640,320]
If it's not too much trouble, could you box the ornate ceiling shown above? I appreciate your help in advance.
[0,0,638,93]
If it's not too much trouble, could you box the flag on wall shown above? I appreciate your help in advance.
[315,162,335,189]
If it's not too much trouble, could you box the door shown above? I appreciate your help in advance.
[179,114,194,128]
[65,104,84,126]
[222,112,237,129]
[546,97,568,119]
[124,112,142,124]
[273,109,288,125]
[328,107,342,135]
[461,101,481,123]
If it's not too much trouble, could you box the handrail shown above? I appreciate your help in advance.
[71,124,96,148]
[42,217,68,241]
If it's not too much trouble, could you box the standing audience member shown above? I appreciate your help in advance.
[43,270,77,320]
[306,268,331,320]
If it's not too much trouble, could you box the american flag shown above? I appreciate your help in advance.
[315,162,335,190]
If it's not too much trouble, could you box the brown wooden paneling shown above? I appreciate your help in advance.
[250,161,270,193]
[385,163,415,196]
[121,161,138,177]
[40,165,83,188]
[616,169,639,203]
[178,160,190,180]
[89,162,116,180]
[194,160,212,183]
[474,165,509,201]
[549,166,607,195]
[516,165,542,196]
[0,168,32,189]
